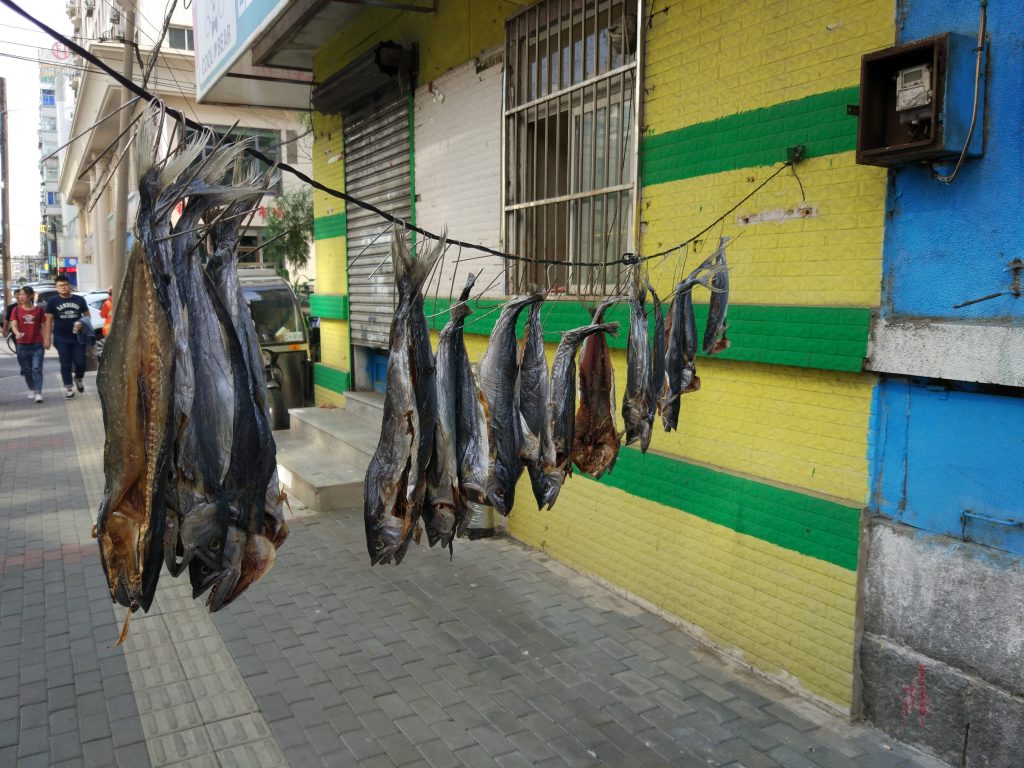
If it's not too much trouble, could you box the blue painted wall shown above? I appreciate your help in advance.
[871,379,1024,554]
[869,2,1024,553]
[881,0,1024,319]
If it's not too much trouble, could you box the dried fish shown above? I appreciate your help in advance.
[550,322,619,481]
[572,300,621,478]
[479,293,544,515]
[518,301,561,510]
[622,278,654,453]
[702,238,730,355]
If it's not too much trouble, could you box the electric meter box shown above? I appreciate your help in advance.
[855,33,986,167]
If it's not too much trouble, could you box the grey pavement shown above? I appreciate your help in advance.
[0,345,950,768]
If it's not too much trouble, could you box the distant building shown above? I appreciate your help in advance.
[58,0,314,292]
[38,45,78,284]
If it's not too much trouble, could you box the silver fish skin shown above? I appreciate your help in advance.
[660,263,716,432]
[430,274,475,549]
[622,281,654,453]
[399,235,445,561]
[649,283,666,424]
[518,301,562,510]
[363,230,440,565]
[549,322,619,479]
[479,293,544,515]
[702,237,730,355]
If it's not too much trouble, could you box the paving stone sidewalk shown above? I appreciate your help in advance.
[0,348,949,768]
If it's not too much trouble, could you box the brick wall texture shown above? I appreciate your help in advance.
[308,0,896,712]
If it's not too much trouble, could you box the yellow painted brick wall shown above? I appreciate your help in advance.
[314,386,347,409]
[644,0,895,135]
[643,154,886,307]
[314,0,532,84]
[507,476,858,709]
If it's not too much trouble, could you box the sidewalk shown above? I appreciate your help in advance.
[0,347,948,768]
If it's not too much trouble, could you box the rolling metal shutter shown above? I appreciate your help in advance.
[344,95,413,349]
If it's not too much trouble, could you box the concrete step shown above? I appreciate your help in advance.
[288,406,381,467]
[343,390,385,422]
[274,431,366,514]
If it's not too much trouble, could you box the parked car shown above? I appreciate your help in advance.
[31,282,59,309]
[238,271,313,429]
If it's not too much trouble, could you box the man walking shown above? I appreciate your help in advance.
[44,274,90,399]
[10,286,47,403]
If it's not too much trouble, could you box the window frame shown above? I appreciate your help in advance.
[502,0,641,295]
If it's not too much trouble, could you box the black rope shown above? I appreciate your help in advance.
[4,0,794,269]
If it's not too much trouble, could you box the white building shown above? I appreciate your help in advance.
[58,0,315,292]
[38,46,79,283]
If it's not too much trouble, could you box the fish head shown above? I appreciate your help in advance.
[638,420,653,454]
[367,516,405,565]
[177,500,230,572]
[424,502,457,548]
[96,498,145,609]
[486,463,519,516]
[212,534,276,611]
[540,468,564,511]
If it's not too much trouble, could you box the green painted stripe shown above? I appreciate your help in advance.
[596,448,860,571]
[309,293,349,320]
[641,87,860,186]
[424,297,869,372]
[313,363,351,394]
[314,212,347,240]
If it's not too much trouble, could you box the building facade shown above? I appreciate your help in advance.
[38,46,79,283]
[58,0,314,293]
[202,1,1021,762]
[858,0,1024,763]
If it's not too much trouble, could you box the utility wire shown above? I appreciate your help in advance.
[5,0,797,270]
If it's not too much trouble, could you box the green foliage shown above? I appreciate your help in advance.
[262,187,313,270]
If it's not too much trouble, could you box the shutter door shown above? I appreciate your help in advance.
[344,95,412,349]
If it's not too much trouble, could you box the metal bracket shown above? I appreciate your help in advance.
[960,509,1023,544]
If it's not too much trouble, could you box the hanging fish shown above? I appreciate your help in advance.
[648,281,666,427]
[622,276,654,453]
[363,230,440,565]
[549,322,619,481]
[430,273,474,550]
[518,301,562,510]
[95,126,212,617]
[572,299,621,478]
[702,237,730,355]
[95,238,174,615]
[479,293,544,515]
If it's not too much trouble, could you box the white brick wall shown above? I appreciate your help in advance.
[414,58,507,299]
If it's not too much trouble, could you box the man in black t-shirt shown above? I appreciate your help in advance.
[44,275,90,399]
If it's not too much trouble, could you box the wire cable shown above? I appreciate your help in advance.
[6,0,796,270]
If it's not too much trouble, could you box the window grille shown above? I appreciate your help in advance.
[187,125,283,194]
[503,0,639,294]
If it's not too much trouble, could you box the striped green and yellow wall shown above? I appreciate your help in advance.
[312,110,351,407]
[311,0,894,713]
[506,0,893,713]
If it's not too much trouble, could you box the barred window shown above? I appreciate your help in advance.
[504,0,639,294]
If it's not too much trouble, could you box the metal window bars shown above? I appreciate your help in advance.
[503,0,640,295]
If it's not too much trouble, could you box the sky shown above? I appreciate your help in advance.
[0,3,74,258]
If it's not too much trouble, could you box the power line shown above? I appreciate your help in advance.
[1,0,797,270]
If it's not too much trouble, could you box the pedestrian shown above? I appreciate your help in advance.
[100,286,113,336]
[44,274,91,399]
[10,286,47,403]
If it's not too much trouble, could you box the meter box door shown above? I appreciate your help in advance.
[855,33,986,167]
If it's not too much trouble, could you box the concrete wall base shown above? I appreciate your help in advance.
[860,520,1024,767]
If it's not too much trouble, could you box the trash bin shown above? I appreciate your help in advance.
[465,500,495,539]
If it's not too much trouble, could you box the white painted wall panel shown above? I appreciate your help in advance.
[414,58,506,300]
